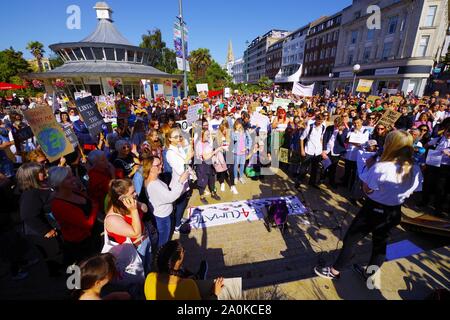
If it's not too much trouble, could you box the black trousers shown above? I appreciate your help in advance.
[198,174,216,196]
[342,159,357,189]
[298,154,322,186]
[334,197,402,271]
[325,155,341,185]
[217,165,235,186]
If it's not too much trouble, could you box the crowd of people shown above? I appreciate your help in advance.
[0,88,449,299]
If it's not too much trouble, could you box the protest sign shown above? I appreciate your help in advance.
[23,105,74,162]
[292,82,314,97]
[389,96,404,104]
[186,104,203,125]
[153,83,165,99]
[279,148,289,163]
[356,79,373,93]
[376,109,402,128]
[366,95,381,103]
[62,126,79,149]
[196,83,209,93]
[271,98,292,111]
[176,120,191,132]
[224,88,231,98]
[75,96,106,140]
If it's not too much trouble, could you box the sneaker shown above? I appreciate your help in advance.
[239,177,246,184]
[211,192,221,201]
[196,260,209,280]
[314,266,340,280]
[231,186,239,195]
[12,269,29,281]
[220,183,225,192]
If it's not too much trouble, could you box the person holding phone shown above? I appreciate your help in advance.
[144,156,190,248]
[105,179,152,274]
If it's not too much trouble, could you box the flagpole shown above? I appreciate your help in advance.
[178,0,188,99]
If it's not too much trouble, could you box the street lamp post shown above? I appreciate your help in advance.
[351,64,361,96]
[178,0,188,98]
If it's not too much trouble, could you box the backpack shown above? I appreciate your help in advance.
[303,123,325,146]
[264,200,289,233]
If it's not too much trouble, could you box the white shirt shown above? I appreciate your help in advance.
[345,128,370,161]
[250,112,270,132]
[429,136,450,166]
[166,144,187,183]
[326,129,339,156]
[360,162,423,206]
[301,123,326,156]
[209,118,223,133]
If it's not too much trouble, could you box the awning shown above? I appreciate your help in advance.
[0,82,27,90]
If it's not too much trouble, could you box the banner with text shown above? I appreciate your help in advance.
[187,196,308,230]
[292,82,314,97]
[356,79,374,93]
[23,105,74,163]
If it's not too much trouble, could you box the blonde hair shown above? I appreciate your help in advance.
[217,120,231,144]
[380,130,414,181]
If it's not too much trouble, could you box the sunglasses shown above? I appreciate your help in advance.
[171,135,181,139]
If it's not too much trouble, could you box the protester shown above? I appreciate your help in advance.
[315,130,423,280]
[16,162,62,277]
[73,253,131,300]
[144,240,223,300]
[49,166,100,265]
[144,156,189,248]
[232,120,252,184]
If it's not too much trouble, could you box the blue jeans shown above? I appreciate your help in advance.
[136,237,152,275]
[155,216,171,248]
[234,154,246,180]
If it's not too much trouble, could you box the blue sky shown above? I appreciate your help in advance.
[1,0,351,64]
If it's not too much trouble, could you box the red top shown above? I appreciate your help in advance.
[106,210,145,244]
[88,167,111,209]
[51,197,98,243]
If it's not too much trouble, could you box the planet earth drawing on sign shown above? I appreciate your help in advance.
[38,127,67,157]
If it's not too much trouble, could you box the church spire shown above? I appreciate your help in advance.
[227,40,235,63]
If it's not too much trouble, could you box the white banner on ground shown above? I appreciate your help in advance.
[187,196,307,230]
[292,82,314,97]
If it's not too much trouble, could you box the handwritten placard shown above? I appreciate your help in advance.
[376,110,402,128]
[23,105,74,162]
[75,96,106,140]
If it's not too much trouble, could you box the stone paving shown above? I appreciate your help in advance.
[0,166,448,300]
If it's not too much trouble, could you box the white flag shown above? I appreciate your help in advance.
[292,82,314,97]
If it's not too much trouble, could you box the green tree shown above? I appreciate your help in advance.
[0,47,31,83]
[206,61,232,90]
[190,48,212,79]
[258,76,273,90]
[26,41,45,73]
[49,54,64,69]
[140,28,177,73]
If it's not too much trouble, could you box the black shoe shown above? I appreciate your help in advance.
[200,197,208,205]
[314,266,340,280]
[196,260,208,280]
[211,192,221,201]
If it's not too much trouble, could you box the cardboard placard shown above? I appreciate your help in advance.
[23,105,74,162]
[279,147,289,163]
[376,110,402,128]
[389,96,404,104]
[75,96,106,140]
[356,79,374,93]
[366,95,381,103]
[187,104,203,125]
[62,126,79,149]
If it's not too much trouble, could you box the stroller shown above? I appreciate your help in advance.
[262,200,289,233]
